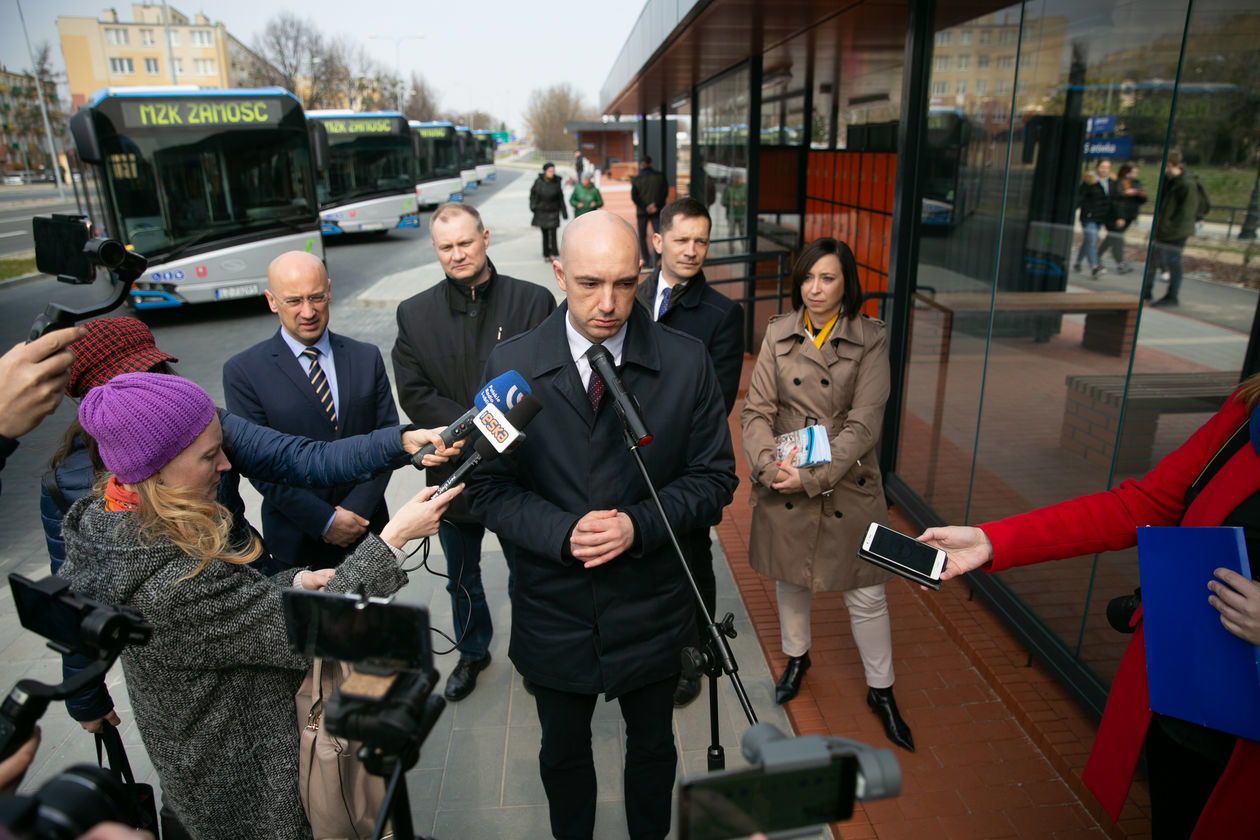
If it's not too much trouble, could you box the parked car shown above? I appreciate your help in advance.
[3,174,25,186]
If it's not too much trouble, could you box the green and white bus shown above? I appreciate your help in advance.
[455,125,479,191]
[411,120,464,207]
[306,110,420,236]
[68,86,324,309]
[472,129,497,183]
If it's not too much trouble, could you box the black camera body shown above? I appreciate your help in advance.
[0,764,130,840]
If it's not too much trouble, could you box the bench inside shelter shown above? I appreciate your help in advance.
[1061,371,1241,473]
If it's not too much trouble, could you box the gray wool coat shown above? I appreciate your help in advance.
[58,496,408,840]
[741,310,893,592]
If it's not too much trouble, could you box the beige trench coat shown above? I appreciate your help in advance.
[740,310,892,592]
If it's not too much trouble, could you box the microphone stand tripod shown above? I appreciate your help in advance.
[616,425,758,771]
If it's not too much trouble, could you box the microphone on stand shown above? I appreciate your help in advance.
[586,344,652,447]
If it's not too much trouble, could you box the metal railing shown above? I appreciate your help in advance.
[701,249,792,350]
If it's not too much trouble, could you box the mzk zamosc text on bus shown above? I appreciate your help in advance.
[411,121,464,207]
[69,86,325,309]
[305,110,421,236]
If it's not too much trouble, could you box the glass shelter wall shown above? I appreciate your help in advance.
[895,0,1260,689]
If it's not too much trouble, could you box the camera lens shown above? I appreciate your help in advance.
[94,239,127,270]
[33,764,130,840]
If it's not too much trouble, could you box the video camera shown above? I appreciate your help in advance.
[27,214,148,341]
[0,574,152,838]
[677,722,901,840]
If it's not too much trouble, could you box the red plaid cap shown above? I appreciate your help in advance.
[67,317,178,399]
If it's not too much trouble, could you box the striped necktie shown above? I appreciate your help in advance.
[587,371,604,413]
[657,285,671,319]
[302,347,337,431]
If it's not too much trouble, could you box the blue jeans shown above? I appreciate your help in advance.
[1144,238,1187,300]
[1075,221,1101,269]
[438,519,517,660]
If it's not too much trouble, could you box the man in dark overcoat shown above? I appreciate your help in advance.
[467,210,737,840]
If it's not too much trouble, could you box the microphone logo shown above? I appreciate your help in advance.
[477,408,511,445]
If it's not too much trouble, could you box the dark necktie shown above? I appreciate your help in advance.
[587,370,605,413]
[302,347,337,430]
[657,285,671,319]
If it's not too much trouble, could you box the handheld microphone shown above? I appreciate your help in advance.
[434,394,542,496]
[586,344,652,447]
[411,370,530,468]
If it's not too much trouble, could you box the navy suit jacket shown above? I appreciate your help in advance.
[223,329,399,570]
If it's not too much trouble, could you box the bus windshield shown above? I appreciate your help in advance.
[475,134,495,165]
[315,115,416,207]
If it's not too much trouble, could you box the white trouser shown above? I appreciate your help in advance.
[776,580,895,689]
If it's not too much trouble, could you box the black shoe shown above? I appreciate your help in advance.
[1072,263,1082,273]
[774,653,811,704]
[444,653,491,702]
[674,672,702,707]
[1151,295,1179,307]
[867,686,915,752]
[1092,266,1106,278]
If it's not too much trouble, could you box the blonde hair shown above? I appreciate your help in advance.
[123,476,261,581]
[1235,372,1260,411]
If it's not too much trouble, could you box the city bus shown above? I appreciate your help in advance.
[411,120,464,206]
[472,129,497,182]
[306,110,420,236]
[921,108,981,229]
[455,126,479,191]
[68,86,323,309]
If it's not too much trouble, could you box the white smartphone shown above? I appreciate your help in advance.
[859,522,946,590]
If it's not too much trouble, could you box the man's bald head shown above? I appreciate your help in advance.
[559,210,641,266]
[554,211,642,345]
[265,251,331,345]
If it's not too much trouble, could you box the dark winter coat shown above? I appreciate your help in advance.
[741,310,893,592]
[1155,169,1208,243]
[59,496,408,840]
[467,305,738,697]
[1109,176,1146,230]
[631,166,669,216]
[1077,171,1114,226]
[634,269,744,415]
[391,263,556,520]
[529,174,567,229]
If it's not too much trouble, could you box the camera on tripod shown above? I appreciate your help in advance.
[28,214,149,341]
[0,574,152,838]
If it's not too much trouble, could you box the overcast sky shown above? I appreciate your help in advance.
[2,0,646,128]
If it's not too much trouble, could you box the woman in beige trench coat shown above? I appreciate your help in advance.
[740,238,913,751]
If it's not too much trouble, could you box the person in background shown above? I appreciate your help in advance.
[1074,158,1112,279]
[722,175,748,238]
[530,162,567,262]
[58,372,460,840]
[740,237,914,752]
[919,373,1260,840]
[632,156,670,268]
[1147,149,1208,307]
[1100,162,1146,276]
[224,252,399,572]
[0,326,80,494]
[570,171,604,218]
[637,196,744,706]
[392,202,555,702]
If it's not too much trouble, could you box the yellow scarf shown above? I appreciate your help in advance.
[803,311,840,349]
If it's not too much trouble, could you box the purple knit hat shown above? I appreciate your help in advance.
[79,373,217,483]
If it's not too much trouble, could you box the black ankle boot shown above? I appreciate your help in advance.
[867,685,915,752]
[774,653,810,704]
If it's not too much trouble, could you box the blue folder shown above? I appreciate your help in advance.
[1137,526,1260,742]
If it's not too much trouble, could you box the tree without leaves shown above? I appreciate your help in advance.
[9,43,64,172]
[246,12,338,108]
[402,72,440,121]
[446,109,498,130]
[524,83,594,150]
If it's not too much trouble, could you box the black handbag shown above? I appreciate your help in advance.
[95,722,160,836]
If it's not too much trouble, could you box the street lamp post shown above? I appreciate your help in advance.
[369,34,424,112]
[15,0,65,198]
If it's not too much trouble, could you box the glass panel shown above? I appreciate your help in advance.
[697,65,751,253]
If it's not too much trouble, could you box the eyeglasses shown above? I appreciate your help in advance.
[278,292,329,308]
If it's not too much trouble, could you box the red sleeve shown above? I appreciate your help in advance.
[979,395,1249,572]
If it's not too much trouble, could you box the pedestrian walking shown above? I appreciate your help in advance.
[530,162,567,261]
[570,172,604,217]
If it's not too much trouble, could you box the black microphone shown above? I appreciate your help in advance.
[433,393,542,496]
[586,344,652,447]
[411,369,530,469]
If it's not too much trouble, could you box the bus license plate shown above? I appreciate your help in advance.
[215,284,259,300]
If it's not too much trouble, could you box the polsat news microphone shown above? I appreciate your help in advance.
[586,344,652,447]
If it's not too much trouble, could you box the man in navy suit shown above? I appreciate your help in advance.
[223,251,399,571]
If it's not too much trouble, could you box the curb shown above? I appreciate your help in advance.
[0,271,43,290]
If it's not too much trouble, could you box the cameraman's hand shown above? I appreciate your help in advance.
[299,569,335,590]
[77,824,155,840]
[401,427,465,466]
[0,326,82,440]
[0,727,40,793]
[379,485,461,548]
[78,709,122,734]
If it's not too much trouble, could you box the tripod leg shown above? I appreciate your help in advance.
[706,670,724,772]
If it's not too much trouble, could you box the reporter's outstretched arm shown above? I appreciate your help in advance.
[379,484,462,549]
[918,526,994,580]
[0,326,80,442]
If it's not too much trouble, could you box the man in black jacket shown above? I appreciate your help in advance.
[468,211,737,840]
[632,156,670,269]
[636,196,744,706]
[392,202,556,701]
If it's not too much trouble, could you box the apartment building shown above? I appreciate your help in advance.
[0,65,51,175]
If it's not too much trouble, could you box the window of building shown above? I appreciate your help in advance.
[978,55,990,69]
[956,80,968,96]
[194,58,216,76]
[109,58,134,75]
[999,29,1017,45]
[144,58,160,75]
[931,80,947,96]
[139,29,154,46]
[994,79,1009,95]
[976,79,987,96]
[935,31,952,46]
[958,55,970,70]
[168,31,180,47]
[173,58,184,75]
[960,30,973,45]
[934,56,950,71]
[104,28,128,46]
[980,30,991,44]
[997,55,1014,69]
[190,30,212,47]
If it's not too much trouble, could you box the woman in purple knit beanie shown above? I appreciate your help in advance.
[59,372,462,840]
